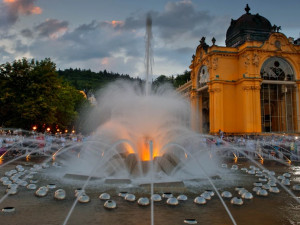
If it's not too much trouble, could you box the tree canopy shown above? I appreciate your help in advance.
[58,68,142,93]
[0,58,87,131]
[152,70,191,88]
[58,68,190,93]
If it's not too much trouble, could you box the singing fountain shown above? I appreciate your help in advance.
[0,15,300,225]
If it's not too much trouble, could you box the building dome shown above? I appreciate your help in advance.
[226,4,273,47]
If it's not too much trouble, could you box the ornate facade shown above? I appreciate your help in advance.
[178,5,300,135]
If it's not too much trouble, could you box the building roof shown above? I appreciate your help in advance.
[226,4,273,47]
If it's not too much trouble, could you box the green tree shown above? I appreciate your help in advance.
[55,82,86,130]
[173,70,191,88]
[152,75,173,87]
[58,68,142,93]
[0,58,85,131]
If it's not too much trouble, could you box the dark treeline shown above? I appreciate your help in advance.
[58,68,191,94]
[152,70,191,88]
[58,68,143,94]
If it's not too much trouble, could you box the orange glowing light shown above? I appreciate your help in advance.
[26,154,30,161]
[32,125,37,131]
[121,137,161,161]
[52,147,63,161]
[257,153,264,164]
[0,151,8,160]
[46,127,51,132]
[57,129,60,132]
[139,141,151,161]
[65,129,68,133]
[136,138,161,161]
[72,130,75,134]
[233,153,238,163]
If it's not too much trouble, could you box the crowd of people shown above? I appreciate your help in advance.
[1,129,300,161]
[0,130,85,158]
[214,130,300,161]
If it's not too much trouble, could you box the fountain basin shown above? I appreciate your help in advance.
[194,196,206,205]
[177,194,188,201]
[104,200,117,209]
[221,191,232,198]
[166,197,179,206]
[184,219,197,224]
[1,207,15,213]
[124,194,136,202]
[99,193,110,200]
[137,197,150,206]
[230,197,243,205]
[151,194,162,202]
[54,189,66,200]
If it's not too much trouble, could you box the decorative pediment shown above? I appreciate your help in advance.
[262,33,297,53]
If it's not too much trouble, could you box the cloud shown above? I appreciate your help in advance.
[14,39,28,53]
[35,19,69,39]
[0,0,230,77]
[155,0,212,39]
[101,20,124,28]
[0,0,42,28]
[0,45,13,63]
[112,0,223,43]
[20,28,33,38]
[20,19,143,75]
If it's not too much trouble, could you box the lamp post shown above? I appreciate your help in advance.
[32,125,37,135]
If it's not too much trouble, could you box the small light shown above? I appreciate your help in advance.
[46,127,51,132]
[32,126,37,131]
[65,129,68,133]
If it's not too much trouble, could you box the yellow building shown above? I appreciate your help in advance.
[178,5,300,135]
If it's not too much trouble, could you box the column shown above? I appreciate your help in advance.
[190,90,199,132]
[208,84,223,134]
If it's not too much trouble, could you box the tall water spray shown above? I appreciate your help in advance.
[60,13,220,181]
[145,14,153,96]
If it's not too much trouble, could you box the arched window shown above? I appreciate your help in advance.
[260,57,294,81]
[260,57,297,133]
[198,65,209,88]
